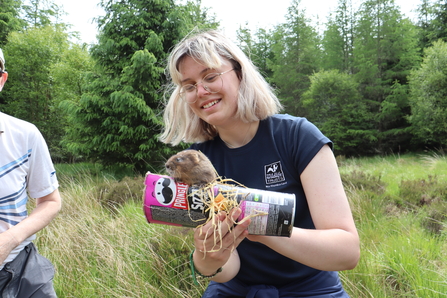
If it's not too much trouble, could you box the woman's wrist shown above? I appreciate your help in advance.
[189,249,223,285]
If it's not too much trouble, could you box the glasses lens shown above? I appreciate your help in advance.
[203,73,223,93]
[180,89,194,103]
[180,85,197,103]
[179,72,224,103]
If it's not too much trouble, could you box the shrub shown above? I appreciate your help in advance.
[95,176,145,211]
[399,175,447,207]
[341,170,386,194]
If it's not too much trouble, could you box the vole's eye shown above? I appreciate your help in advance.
[176,157,183,162]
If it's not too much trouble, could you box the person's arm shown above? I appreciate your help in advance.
[248,145,360,271]
[192,208,250,283]
[0,189,62,263]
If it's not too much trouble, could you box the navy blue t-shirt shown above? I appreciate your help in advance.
[191,114,338,288]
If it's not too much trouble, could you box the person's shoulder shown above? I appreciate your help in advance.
[1,112,40,136]
[267,114,327,140]
[267,114,311,127]
[2,112,36,127]
[269,113,306,121]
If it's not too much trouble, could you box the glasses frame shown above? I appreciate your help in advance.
[180,68,234,104]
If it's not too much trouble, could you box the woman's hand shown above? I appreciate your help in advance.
[192,207,250,282]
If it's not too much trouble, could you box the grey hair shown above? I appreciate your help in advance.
[160,30,282,146]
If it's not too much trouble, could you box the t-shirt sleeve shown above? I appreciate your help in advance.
[289,118,333,175]
[26,126,59,199]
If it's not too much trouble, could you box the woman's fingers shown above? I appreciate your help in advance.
[194,208,250,253]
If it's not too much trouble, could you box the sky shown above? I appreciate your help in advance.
[56,0,421,45]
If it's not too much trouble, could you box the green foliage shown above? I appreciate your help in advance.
[341,170,386,194]
[416,0,435,51]
[302,70,376,155]
[95,175,145,212]
[378,81,414,152]
[339,154,447,297]
[408,40,447,148]
[237,27,275,81]
[399,175,447,207]
[417,0,447,47]
[321,0,355,73]
[269,0,322,116]
[353,0,421,153]
[51,44,94,104]
[41,155,447,297]
[50,44,94,161]
[2,0,447,172]
[0,25,81,159]
[0,0,25,45]
[21,0,62,28]
[62,0,216,173]
[42,164,206,297]
[421,199,447,234]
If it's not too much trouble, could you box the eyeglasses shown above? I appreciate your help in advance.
[180,69,234,103]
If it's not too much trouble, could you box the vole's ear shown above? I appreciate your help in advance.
[191,152,201,164]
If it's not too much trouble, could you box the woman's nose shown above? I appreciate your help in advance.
[196,83,210,97]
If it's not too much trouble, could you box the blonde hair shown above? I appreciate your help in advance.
[160,30,282,146]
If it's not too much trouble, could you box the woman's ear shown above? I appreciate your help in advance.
[0,72,8,91]
[230,60,242,81]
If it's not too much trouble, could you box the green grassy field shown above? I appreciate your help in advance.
[338,153,447,297]
[35,153,447,297]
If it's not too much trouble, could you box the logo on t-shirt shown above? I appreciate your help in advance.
[264,161,285,184]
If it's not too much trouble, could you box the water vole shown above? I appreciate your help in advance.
[165,149,218,186]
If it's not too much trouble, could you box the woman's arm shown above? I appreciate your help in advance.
[248,145,360,271]
[192,208,250,283]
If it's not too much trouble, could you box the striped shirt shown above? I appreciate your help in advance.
[0,112,58,268]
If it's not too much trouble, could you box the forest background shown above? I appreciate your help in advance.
[1,0,447,173]
[1,0,447,297]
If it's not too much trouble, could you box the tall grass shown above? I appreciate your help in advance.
[37,164,206,297]
[34,153,447,297]
[339,152,447,297]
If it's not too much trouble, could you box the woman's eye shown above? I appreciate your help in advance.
[183,84,195,92]
[204,74,218,83]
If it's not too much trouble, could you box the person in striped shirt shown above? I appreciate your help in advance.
[0,48,61,297]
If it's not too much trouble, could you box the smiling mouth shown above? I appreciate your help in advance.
[202,99,220,109]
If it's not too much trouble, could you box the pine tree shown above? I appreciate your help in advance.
[270,0,322,116]
[0,0,25,45]
[408,40,447,148]
[62,0,217,172]
[322,0,355,73]
[353,0,420,153]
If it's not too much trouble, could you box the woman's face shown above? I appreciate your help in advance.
[178,56,240,128]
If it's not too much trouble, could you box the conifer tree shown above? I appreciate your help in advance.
[353,0,420,153]
[270,0,322,117]
[62,0,217,172]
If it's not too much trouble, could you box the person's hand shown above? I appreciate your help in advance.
[0,230,19,265]
[192,207,250,276]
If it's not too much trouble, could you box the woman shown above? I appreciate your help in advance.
[160,30,360,297]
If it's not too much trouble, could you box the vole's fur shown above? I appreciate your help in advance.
[165,149,218,186]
